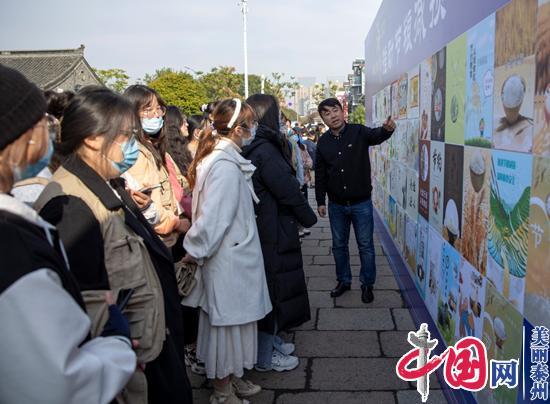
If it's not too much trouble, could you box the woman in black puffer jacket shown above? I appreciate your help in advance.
[242,94,317,372]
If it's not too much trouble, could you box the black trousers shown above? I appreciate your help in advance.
[145,332,193,404]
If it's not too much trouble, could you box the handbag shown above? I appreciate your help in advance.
[174,259,198,297]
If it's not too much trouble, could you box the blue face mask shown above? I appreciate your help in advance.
[111,136,139,174]
[14,137,54,182]
[242,125,257,147]
[141,117,164,135]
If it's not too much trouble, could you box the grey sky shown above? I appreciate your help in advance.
[0,0,382,83]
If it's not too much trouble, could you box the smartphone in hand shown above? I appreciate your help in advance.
[116,288,135,311]
[139,184,161,196]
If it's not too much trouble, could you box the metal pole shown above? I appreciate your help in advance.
[239,0,249,99]
[260,74,265,94]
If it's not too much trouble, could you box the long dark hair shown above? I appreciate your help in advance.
[123,84,166,169]
[188,99,255,189]
[246,94,280,132]
[187,114,204,140]
[58,86,140,163]
[165,106,194,174]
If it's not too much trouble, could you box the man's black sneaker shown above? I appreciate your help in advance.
[361,285,374,303]
[330,282,351,297]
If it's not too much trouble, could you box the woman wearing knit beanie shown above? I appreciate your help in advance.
[0,64,136,404]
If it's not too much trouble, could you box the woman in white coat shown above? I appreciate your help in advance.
[183,98,272,404]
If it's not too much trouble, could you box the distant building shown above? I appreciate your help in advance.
[344,58,365,115]
[0,45,102,92]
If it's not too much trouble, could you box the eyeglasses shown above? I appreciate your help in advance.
[140,106,166,118]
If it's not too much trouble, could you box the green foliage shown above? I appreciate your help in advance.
[140,65,300,116]
[281,107,298,121]
[349,103,366,125]
[93,68,129,93]
[465,138,492,148]
[148,69,208,116]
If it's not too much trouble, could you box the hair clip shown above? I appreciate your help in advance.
[201,104,208,113]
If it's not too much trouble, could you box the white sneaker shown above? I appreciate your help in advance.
[275,342,295,356]
[271,350,299,372]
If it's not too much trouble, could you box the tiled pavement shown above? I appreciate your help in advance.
[190,197,450,403]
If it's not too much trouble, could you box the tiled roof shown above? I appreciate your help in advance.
[0,45,97,89]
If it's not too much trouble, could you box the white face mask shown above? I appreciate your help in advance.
[242,125,257,147]
[142,117,164,135]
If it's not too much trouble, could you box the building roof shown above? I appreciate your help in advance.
[0,45,101,90]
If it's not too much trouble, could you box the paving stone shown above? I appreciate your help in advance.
[334,290,403,308]
[294,330,380,357]
[300,239,320,247]
[276,391,395,404]
[317,308,394,331]
[379,331,411,357]
[288,311,317,331]
[313,255,337,265]
[246,361,307,390]
[305,232,333,240]
[301,246,331,256]
[352,265,394,277]
[393,308,415,331]
[308,290,334,308]
[310,358,410,390]
[396,389,448,404]
[304,265,336,278]
[376,276,400,290]
[193,388,275,404]
[307,276,398,291]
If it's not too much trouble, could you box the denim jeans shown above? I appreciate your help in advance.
[257,333,288,368]
[328,199,376,287]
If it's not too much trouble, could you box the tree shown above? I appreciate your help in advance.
[198,66,242,100]
[93,68,129,93]
[148,70,208,116]
[349,103,366,125]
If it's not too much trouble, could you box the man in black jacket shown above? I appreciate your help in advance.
[315,98,395,303]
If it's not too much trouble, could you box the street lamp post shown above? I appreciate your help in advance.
[238,0,249,99]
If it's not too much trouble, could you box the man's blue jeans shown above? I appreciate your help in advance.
[328,199,376,287]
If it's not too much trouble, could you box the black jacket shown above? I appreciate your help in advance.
[315,123,393,206]
[242,125,317,333]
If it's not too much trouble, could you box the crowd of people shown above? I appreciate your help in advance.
[0,65,321,404]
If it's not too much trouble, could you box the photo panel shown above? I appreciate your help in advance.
[460,146,491,275]
[465,13,495,148]
[445,33,467,145]
[456,258,487,341]
[405,213,418,273]
[407,65,420,119]
[415,216,430,299]
[493,0,538,153]
[429,141,445,232]
[420,58,432,141]
[525,155,550,329]
[534,0,550,156]
[479,282,523,404]
[443,144,464,247]
[418,140,431,220]
[487,150,533,313]
[431,47,446,141]
[438,241,460,346]
[426,227,444,323]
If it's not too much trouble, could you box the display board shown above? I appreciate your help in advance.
[368,1,550,402]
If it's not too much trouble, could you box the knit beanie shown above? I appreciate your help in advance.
[0,64,47,150]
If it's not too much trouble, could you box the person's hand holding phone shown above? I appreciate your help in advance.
[130,190,151,210]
